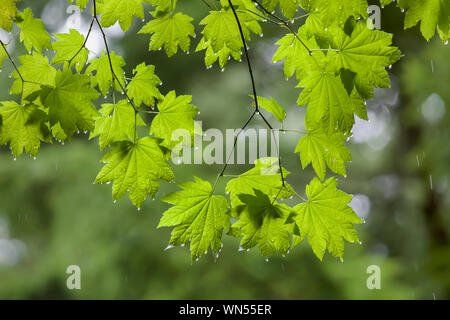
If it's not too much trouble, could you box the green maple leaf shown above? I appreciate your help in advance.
[0,0,20,32]
[150,91,198,150]
[95,137,174,208]
[198,8,261,64]
[231,190,292,256]
[86,50,125,96]
[10,52,57,99]
[226,158,294,207]
[251,96,286,122]
[139,11,195,57]
[90,100,146,150]
[330,21,402,99]
[148,0,177,12]
[39,67,99,138]
[291,177,362,260]
[195,37,242,68]
[398,0,450,42]
[67,0,90,10]
[272,27,319,80]
[16,8,52,53]
[52,29,89,73]
[158,176,231,261]
[0,101,51,157]
[126,63,162,107]
[98,0,146,31]
[295,126,351,181]
[301,0,368,27]
[261,0,300,19]
[297,64,356,134]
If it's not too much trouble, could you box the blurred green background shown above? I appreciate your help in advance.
[0,1,449,299]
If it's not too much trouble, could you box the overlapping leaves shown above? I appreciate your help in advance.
[2,0,445,263]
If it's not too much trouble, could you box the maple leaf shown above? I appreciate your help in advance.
[272,27,319,80]
[16,8,52,53]
[95,137,174,208]
[330,21,402,99]
[148,0,178,12]
[295,126,351,181]
[0,0,20,32]
[39,67,99,138]
[98,0,146,31]
[297,65,356,135]
[0,101,51,157]
[251,96,286,122]
[126,63,162,107]
[398,0,450,42]
[195,37,242,68]
[226,158,294,207]
[198,7,262,64]
[52,29,89,73]
[139,11,195,57]
[150,91,198,150]
[90,100,146,150]
[231,190,292,256]
[291,177,363,260]
[10,52,57,99]
[301,0,368,27]
[86,50,126,96]
[158,176,231,261]
[261,0,300,19]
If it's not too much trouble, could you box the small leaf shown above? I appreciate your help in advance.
[0,101,51,157]
[292,177,363,260]
[231,190,292,257]
[16,8,52,53]
[158,176,230,261]
[126,63,162,107]
[150,91,198,150]
[52,29,89,73]
[252,96,286,122]
[139,11,195,57]
[90,100,146,150]
[96,137,174,208]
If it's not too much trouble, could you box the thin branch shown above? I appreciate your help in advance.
[68,18,95,65]
[227,0,260,112]
[1,40,24,87]
[253,0,312,55]
[1,40,28,103]
[92,0,140,142]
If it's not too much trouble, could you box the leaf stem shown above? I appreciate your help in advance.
[252,0,312,55]
[92,0,139,142]
[227,0,260,112]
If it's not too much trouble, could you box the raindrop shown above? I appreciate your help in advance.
[164,245,175,251]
